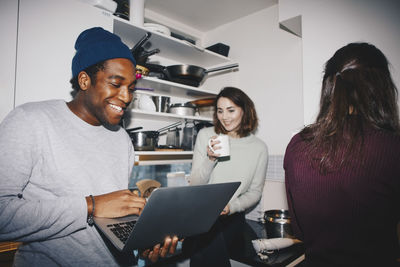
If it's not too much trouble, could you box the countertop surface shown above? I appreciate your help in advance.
[151,219,305,267]
[232,219,305,267]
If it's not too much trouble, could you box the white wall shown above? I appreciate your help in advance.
[203,5,304,155]
[202,5,303,212]
[0,0,18,121]
[279,0,400,124]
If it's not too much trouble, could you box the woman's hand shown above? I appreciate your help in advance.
[220,205,230,216]
[87,190,146,218]
[207,135,222,161]
[141,236,179,263]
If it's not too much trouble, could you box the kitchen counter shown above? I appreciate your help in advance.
[231,219,305,267]
[150,219,305,267]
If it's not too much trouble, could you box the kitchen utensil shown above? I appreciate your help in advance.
[131,32,151,55]
[128,130,159,151]
[181,120,195,151]
[190,97,215,107]
[126,121,181,151]
[194,121,213,134]
[263,210,293,238]
[135,49,160,66]
[131,32,160,66]
[164,63,239,87]
[188,98,215,117]
[197,106,215,117]
[168,103,196,116]
[125,126,143,132]
[151,96,170,112]
[144,63,239,87]
[113,0,129,20]
[166,127,180,148]
[156,121,182,133]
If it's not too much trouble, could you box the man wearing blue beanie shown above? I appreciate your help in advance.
[0,27,177,266]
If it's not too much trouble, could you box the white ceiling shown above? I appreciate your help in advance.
[145,0,277,32]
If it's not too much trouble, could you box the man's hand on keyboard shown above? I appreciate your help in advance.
[91,190,146,218]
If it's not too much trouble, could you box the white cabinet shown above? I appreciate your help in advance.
[15,0,113,106]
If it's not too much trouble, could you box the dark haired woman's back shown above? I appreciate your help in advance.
[285,121,400,267]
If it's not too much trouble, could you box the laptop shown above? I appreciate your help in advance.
[94,182,240,252]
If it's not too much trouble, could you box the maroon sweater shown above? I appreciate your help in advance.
[284,128,400,267]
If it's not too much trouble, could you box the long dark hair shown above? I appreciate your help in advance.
[300,42,400,173]
[213,87,258,137]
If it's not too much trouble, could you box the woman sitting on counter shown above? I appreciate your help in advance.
[185,86,269,267]
[284,42,400,267]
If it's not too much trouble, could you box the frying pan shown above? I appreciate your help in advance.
[165,63,239,87]
[145,63,239,87]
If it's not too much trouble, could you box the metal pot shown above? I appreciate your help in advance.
[126,122,181,151]
[168,103,196,116]
[197,106,215,117]
[129,130,159,151]
[263,209,293,238]
[151,96,170,112]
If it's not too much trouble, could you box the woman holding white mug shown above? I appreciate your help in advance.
[185,87,268,267]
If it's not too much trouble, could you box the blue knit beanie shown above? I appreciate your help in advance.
[72,27,136,78]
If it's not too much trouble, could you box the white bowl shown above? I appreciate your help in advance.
[144,23,171,36]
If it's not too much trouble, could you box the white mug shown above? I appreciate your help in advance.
[208,135,230,157]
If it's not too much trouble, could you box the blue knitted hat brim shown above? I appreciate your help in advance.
[72,27,136,78]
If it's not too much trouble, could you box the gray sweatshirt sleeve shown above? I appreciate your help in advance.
[229,144,268,214]
[189,128,216,185]
[0,108,87,242]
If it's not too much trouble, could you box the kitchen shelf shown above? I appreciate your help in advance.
[113,18,231,68]
[112,15,227,166]
[129,108,213,122]
[134,151,193,165]
[137,76,217,99]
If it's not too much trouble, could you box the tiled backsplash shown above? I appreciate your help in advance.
[265,155,285,181]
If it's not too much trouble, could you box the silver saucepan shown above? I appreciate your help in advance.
[126,122,182,151]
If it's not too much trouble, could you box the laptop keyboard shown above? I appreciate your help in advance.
[107,221,136,244]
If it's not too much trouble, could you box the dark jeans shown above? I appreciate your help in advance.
[183,212,246,267]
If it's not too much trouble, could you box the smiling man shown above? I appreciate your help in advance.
[0,27,176,266]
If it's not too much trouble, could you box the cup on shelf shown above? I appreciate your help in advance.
[151,96,170,112]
